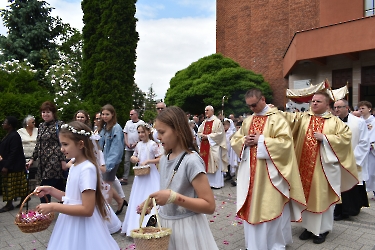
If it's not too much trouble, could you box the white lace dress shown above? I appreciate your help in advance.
[121,140,162,235]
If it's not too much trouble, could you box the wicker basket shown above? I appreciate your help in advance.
[131,198,172,250]
[14,192,54,233]
[133,164,151,176]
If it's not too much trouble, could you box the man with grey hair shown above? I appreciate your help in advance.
[333,99,370,220]
[155,101,166,113]
[198,105,228,189]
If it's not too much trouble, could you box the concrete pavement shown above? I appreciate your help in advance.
[1,176,375,249]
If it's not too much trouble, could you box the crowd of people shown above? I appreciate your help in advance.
[0,89,374,249]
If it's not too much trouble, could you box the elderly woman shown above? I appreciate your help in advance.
[27,101,66,203]
[17,115,38,163]
[0,116,28,212]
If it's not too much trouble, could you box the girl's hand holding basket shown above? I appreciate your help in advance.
[131,198,172,250]
[14,190,55,233]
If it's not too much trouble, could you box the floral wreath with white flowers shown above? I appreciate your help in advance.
[61,124,92,137]
[138,122,152,130]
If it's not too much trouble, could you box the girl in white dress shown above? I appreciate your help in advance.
[34,121,119,250]
[121,123,162,236]
[138,106,218,250]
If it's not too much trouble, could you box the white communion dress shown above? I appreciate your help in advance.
[46,160,119,250]
[121,140,161,236]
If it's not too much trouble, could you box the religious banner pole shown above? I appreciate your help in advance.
[221,95,226,122]
[284,90,287,111]
[346,81,349,101]
[326,78,336,102]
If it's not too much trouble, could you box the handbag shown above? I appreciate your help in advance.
[146,214,157,227]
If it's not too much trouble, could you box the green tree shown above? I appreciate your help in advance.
[81,0,139,127]
[165,54,273,116]
[80,0,101,99]
[43,25,83,122]
[0,59,52,138]
[132,83,145,115]
[0,0,64,70]
[142,84,157,123]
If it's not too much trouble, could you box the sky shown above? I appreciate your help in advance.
[0,0,216,101]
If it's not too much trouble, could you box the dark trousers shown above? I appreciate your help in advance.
[40,179,65,203]
[334,182,369,217]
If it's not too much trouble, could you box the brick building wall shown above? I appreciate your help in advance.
[216,0,321,106]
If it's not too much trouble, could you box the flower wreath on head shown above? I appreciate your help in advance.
[61,124,92,137]
[138,122,152,130]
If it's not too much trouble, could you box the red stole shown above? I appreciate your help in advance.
[299,116,325,203]
[237,116,267,221]
[200,120,214,171]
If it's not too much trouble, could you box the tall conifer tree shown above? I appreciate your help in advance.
[81,0,138,126]
[0,0,63,69]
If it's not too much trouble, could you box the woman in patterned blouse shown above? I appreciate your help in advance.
[27,101,67,203]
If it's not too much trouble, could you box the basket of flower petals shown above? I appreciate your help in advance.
[14,192,54,233]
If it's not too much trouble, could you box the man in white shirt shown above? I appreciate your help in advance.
[120,109,144,185]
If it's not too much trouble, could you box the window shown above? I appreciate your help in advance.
[365,0,375,16]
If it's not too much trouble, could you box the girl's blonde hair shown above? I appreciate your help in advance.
[156,106,198,155]
[59,121,108,219]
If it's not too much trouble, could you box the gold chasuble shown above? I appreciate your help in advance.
[237,116,267,221]
[231,107,306,225]
[285,111,358,213]
[200,120,213,172]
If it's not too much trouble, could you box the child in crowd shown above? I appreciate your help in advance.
[91,112,126,214]
[65,135,122,234]
[121,123,162,236]
[34,121,119,249]
[139,106,218,250]
[98,104,127,215]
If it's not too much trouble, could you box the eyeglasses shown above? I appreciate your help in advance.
[156,108,164,110]
[247,98,261,108]
[333,106,346,109]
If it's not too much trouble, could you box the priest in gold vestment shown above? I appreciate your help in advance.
[231,89,306,250]
[198,105,228,188]
[284,91,358,244]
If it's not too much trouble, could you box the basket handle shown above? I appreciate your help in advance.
[139,197,162,232]
[17,191,49,215]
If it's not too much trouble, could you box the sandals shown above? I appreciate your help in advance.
[115,199,128,215]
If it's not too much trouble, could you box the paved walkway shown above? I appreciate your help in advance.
[1,176,375,249]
